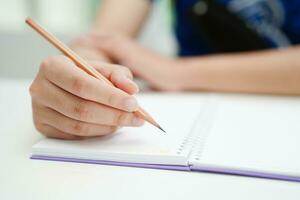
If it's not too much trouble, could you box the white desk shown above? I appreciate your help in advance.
[0,79,299,200]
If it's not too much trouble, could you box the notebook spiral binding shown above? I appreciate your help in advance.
[175,95,218,157]
[190,101,217,161]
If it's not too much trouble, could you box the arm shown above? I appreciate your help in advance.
[97,36,300,95]
[177,46,300,95]
[92,0,151,37]
[70,0,151,61]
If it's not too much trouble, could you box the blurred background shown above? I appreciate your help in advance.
[0,0,177,79]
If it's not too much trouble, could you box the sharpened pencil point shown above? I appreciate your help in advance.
[157,125,166,133]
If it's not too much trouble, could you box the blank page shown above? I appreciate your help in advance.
[191,95,300,176]
[32,93,209,165]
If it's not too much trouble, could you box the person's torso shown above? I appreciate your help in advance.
[173,0,300,56]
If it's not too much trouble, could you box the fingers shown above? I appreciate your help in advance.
[70,35,139,94]
[40,55,138,112]
[34,123,83,140]
[89,61,138,94]
[30,80,144,127]
[31,54,145,140]
[34,104,118,137]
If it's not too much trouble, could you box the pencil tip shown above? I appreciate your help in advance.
[157,125,166,133]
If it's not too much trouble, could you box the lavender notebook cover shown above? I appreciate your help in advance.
[31,155,300,183]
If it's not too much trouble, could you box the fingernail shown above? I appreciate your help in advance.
[125,78,139,93]
[116,75,139,93]
[133,84,139,93]
[123,97,138,112]
[117,75,129,83]
[132,116,144,126]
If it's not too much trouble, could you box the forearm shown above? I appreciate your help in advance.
[178,46,300,95]
[92,0,151,37]
[70,0,151,62]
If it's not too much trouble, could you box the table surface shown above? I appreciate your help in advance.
[1,79,299,200]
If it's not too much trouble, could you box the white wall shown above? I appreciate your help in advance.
[0,0,177,79]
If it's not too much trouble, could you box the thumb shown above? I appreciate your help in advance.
[89,61,139,95]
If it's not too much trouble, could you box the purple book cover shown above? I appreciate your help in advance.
[31,155,300,183]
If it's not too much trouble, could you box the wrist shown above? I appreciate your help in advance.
[173,57,214,91]
[171,58,196,91]
[159,58,187,91]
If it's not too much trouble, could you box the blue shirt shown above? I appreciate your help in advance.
[172,0,300,56]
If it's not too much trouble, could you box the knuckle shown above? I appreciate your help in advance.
[112,65,132,79]
[34,122,46,135]
[71,76,86,95]
[73,100,90,121]
[92,62,109,76]
[122,66,130,72]
[31,106,40,121]
[40,55,68,72]
[101,126,118,135]
[29,81,39,97]
[39,57,55,77]
[40,56,58,71]
[119,65,130,74]
[114,111,127,126]
[72,121,88,135]
[39,59,50,72]
[29,79,48,99]
[54,54,68,62]
[107,92,118,107]
[114,64,125,69]
[109,126,118,133]
[125,69,133,78]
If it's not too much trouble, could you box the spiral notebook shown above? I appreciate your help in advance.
[31,93,300,182]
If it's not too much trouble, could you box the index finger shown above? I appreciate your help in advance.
[41,55,138,112]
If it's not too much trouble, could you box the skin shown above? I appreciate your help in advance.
[95,35,300,95]
[31,0,300,139]
[31,0,150,139]
[30,56,144,139]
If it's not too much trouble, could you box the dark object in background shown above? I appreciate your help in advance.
[186,0,269,53]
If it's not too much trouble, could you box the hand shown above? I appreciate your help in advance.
[96,35,184,91]
[30,55,144,140]
[69,33,111,62]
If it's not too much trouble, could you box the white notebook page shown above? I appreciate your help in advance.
[190,95,300,176]
[32,93,210,165]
